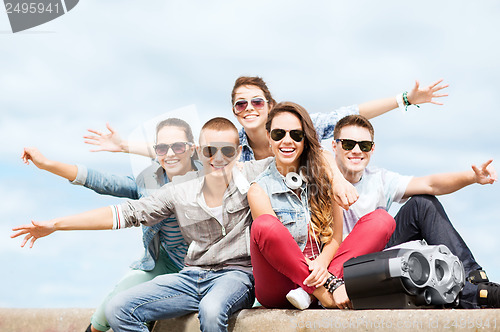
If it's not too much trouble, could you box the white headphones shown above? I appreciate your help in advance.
[285,169,307,190]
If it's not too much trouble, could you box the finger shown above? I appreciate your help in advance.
[481,159,493,170]
[83,140,100,146]
[87,129,102,136]
[106,123,115,134]
[348,300,353,310]
[471,164,480,176]
[432,93,449,98]
[429,79,444,88]
[29,236,37,248]
[336,194,349,210]
[413,80,420,90]
[11,230,29,238]
[83,134,100,141]
[21,234,31,247]
[433,84,449,92]
[430,101,444,106]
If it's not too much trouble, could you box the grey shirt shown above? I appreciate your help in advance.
[112,158,272,269]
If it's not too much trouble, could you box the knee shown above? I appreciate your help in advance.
[251,214,281,242]
[104,292,129,328]
[198,301,227,331]
[365,209,396,238]
[407,194,441,211]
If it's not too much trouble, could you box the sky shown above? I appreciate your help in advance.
[1,1,499,308]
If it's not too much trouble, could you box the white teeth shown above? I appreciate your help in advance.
[212,164,227,169]
[244,115,258,119]
[280,148,295,152]
[165,160,179,164]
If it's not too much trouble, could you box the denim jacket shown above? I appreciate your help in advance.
[253,160,309,250]
[72,160,201,271]
[239,105,359,161]
[114,157,272,268]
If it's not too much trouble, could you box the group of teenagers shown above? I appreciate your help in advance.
[13,76,499,332]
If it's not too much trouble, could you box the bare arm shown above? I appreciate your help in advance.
[359,79,449,119]
[403,160,497,199]
[322,150,358,209]
[83,123,155,158]
[11,207,114,248]
[248,183,277,220]
[22,147,77,181]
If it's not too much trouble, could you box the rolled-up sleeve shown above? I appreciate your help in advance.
[69,164,87,186]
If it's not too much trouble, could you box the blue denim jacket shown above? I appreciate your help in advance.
[72,160,201,271]
[239,105,359,161]
[253,160,309,250]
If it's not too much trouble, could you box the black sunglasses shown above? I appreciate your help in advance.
[335,139,374,152]
[270,129,304,142]
[153,142,192,156]
[202,145,237,159]
[233,97,267,114]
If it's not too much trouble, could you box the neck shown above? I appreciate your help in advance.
[276,160,300,176]
[342,169,363,184]
[202,170,232,200]
[245,126,273,159]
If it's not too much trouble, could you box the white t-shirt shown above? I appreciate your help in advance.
[343,167,413,236]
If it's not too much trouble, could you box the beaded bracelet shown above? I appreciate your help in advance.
[402,91,420,112]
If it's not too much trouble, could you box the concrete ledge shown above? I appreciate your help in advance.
[1,308,500,332]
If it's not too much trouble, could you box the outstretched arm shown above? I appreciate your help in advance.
[83,123,155,158]
[22,147,77,181]
[11,207,113,248]
[403,159,497,199]
[359,79,449,119]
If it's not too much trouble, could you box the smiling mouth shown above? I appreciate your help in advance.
[210,163,228,170]
[348,157,363,164]
[243,114,259,120]
[279,147,296,156]
[165,160,180,165]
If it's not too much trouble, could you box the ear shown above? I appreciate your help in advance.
[331,140,338,153]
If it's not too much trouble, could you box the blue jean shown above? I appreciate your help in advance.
[105,268,255,332]
[386,195,482,308]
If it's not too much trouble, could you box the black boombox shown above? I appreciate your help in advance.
[344,240,465,309]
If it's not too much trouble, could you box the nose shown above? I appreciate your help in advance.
[351,143,363,153]
[165,146,176,157]
[213,149,225,162]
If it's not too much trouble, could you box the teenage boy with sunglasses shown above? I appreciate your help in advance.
[332,114,500,309]
[12,117,272,332]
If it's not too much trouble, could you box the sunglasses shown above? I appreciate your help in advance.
[233,97,267,114]
[335,139,374,152]
[153,142,192,156]
[201,145,237,159]
[270,129,305,142]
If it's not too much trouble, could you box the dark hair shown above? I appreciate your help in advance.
[156,118,195,143]
[333,115,374,141]
[231,76,276,108]
[201,117,239,145]
[266,101,335,244]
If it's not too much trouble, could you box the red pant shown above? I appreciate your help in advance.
[250,209,395,308]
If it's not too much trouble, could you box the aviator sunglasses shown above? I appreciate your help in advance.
[202,145,237,159]
[233,97,267,114]
[335,139,374,152]
[270,129,305,142]
[153,142,192,156]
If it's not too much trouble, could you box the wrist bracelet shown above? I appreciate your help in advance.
[402,91,420,111]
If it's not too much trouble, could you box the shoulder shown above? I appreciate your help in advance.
[242,157,273,180]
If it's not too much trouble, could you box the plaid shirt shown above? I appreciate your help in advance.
[113,158,272,268]
[238,105,359,161]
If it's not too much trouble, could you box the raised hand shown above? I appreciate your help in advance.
[407,79,449,106]
[83,123,125,153]
[472,159,497,185]
[21,147,49,170]
[11,220,56,248]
